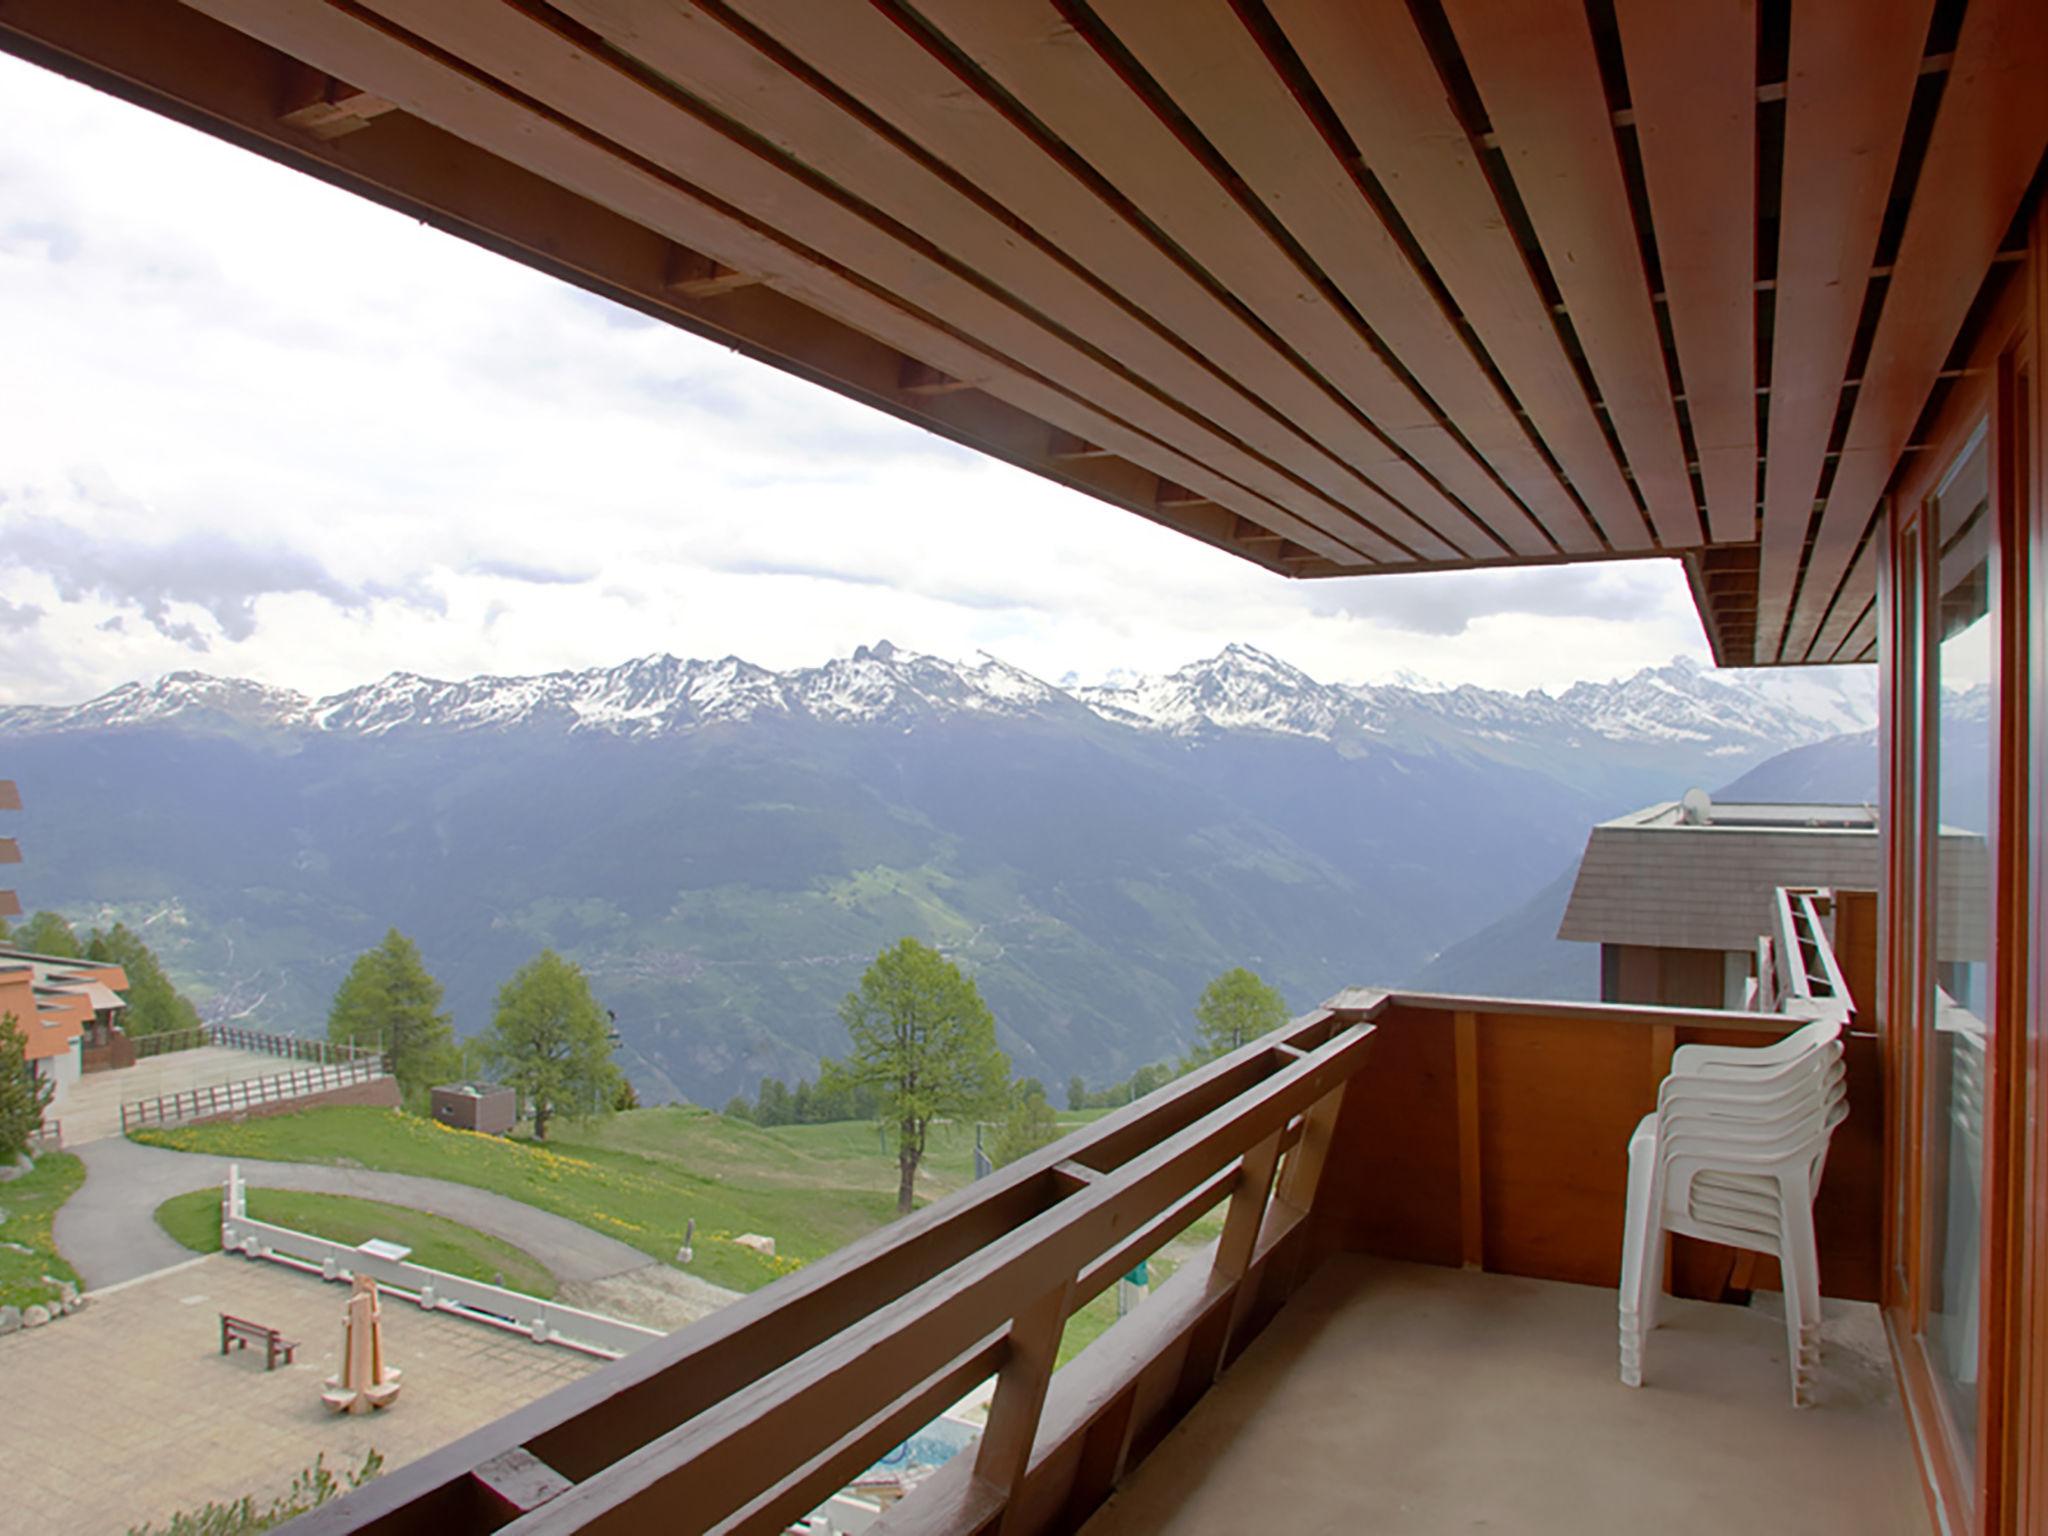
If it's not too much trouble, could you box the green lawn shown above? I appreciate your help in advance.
[0,1152,85,1310]
[153,1186,557,1298]
[130,1102,1178,1330]
[135,1106,911,1291]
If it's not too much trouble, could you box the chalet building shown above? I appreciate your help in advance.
[0,948,132,1115]
[0,777,134,1114]
[1558,795,1988,1011]
[2,3,2044,1533]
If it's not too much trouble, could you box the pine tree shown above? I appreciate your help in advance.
[832,937,1009,1216]
[0,1013,53,1160]
[477,949,620,1140]
[1191,968,1289,1064]
[84,923,201,1039]
[327,929,458,1099]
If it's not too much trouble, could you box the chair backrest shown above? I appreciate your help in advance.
[1671,1016,1843,1079]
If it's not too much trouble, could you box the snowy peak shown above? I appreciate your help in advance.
[0,645,1874,754]
[1077,644,1341,738]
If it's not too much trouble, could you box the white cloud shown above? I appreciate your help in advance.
[0,52,1725,706]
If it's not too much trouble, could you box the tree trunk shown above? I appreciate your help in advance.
[896,1123,919,1216]
[534,1098,550,1141]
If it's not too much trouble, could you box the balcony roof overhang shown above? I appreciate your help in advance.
[2,0,2042,667]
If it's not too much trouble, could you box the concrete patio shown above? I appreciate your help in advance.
[0,1253,605,1535]
[1081,1256,1927,1536]
[52,1045,297,1145]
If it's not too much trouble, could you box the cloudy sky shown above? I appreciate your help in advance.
[0,52,1730,707]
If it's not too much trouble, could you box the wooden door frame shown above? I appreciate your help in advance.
[1879,220,2040,1536]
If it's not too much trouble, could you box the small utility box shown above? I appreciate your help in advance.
[431,1082,517,1135]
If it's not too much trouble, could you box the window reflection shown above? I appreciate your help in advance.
[1923,423,1991,1452]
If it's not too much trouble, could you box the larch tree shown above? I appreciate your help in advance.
[0,1014,53,1160]
[327,929,458,1099]
[477,949,620,1140]
[1191,968,1289,1063]
[832,937,1009,1215]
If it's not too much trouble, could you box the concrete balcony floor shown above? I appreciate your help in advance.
[1082,1256,1926,1536]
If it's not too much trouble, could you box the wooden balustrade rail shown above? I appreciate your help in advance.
[288,1005,1379,1536]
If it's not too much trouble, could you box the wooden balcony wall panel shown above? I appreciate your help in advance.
[1332,1000,1883,1304]
[0,779,19,812]
[1754,0,1931,663]
[899,0,1517,561]
[693,0,1476,564]
[300,0,1395,571]
[0,0,1334,577]
[1783,0,2048,661]
[1438,0,1701,549]
[0,891,20,921]
[521,0,1439,564]
[1265,0,1650,553]
[1081,0,1589,558]
[1320,993,1465,1270]
[1611,0,1757,546]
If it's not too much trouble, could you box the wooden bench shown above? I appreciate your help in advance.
[220,1312,299,1371]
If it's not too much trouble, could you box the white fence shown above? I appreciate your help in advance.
[218,1164,663,1360]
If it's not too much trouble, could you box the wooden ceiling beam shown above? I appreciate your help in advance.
[1754,0,1931,662]
[277,59,398,139]
[345,0,1401,565]
[1440,0,1702,549]
[1611,0,1757,546]
[1086,0,1592,559]
[1267,0,1649,554]
[548,0,1430,561]
[715,0,1468,563]
[0,0,1356,581]
[163,0,1385,567]
[1784,0,2048,659]
[661,244,756,299]
[906,0,1516,562]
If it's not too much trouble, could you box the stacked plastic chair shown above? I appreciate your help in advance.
[1618,1017,1848,1405]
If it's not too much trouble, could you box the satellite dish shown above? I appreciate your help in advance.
[1681,787,1712,826]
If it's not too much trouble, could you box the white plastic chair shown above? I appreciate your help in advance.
[1619,1020,1847,1405]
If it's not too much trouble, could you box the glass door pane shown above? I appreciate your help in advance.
[1922,422,1993,1452]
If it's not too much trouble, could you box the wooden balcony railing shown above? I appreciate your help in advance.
[290,1006,1374,1536]
[285,980,1883,1536]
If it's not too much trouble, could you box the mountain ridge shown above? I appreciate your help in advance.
[0,642,1876,755]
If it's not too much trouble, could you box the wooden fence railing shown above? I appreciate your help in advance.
[132,1022,382,1066]
[286,1006,1378,1536]
[120,1057,386,1134]
[134,1025,213,1059]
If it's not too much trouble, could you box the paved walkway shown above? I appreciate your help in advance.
[61,1137,655,1290]
[54,1047,296,1145]
[0,1253,605,1535]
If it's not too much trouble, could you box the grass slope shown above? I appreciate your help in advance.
[134,1104,1113,1296]
[154,1186,557,1298]
[0,1152,84,1310]
[135,1106,945,1291]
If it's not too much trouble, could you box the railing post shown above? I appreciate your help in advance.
[975,1277,1076,1529]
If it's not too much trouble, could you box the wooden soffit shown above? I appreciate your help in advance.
[1,0,2042,665]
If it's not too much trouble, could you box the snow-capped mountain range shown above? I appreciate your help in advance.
[0,641,1876,756]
